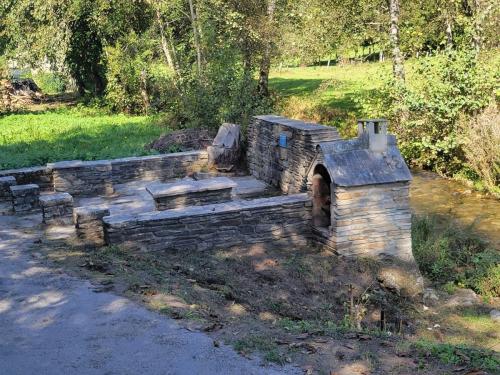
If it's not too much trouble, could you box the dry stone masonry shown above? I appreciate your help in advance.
[103,194,312,252]
[146,177,236,210]
[0,176,16,202]
[74,206,110,247]
[39,193,74,225]
[247,115,340,194]
[10,184,40,213]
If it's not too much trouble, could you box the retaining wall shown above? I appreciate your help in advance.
[0,151,208,197]
[103,194,312,252]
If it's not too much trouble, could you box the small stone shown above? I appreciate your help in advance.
[490,309,500,322]
[423,288,439,306]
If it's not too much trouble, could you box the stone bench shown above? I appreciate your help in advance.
[146,177,237,211]
[39,193,74,225]
[0,176,16,203]
[10,184,40,213]
[73,206,110,247]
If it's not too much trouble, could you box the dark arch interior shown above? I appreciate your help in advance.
[311,164,331,228]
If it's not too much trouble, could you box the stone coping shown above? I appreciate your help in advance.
[42,150,209,171]
[39,193,73,206]
[10,184,39,192]
[0,176,16,184]
[0,166,47,175]
[254,115,333,131]
[146,177,237,198]
[104,193,310,226]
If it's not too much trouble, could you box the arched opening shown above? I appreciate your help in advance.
[311,164,331,228]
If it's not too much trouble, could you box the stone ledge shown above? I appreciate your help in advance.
[74,205,110,224]
[10,184,40,195]
[39,193,73,207]
[146,177,236,198]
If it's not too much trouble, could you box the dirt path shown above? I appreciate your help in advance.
[0,214,299,375]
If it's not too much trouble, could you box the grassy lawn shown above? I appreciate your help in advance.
[269,62,391,135]
[0,106,168,170]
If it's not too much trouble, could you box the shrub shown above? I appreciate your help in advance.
[458,103,500,195]
[366,49,498,182]
[31,71,69,94]
[412,215,500,297]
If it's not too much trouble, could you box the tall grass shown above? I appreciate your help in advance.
[412,215,499,298]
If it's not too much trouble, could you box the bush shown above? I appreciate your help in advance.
[459,103,500,195]
[105,32,176,114]
[412,215,500,297]
[31,71,69,94]
[366,49,498,183]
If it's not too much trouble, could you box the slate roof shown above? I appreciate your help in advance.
[319,143,412,187]
[254,115,331,131]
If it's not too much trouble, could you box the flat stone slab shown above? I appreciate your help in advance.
[39,193,73,207]
[146,177,237,198]
[10,184,39,194]
[0,176,16,185]
[74,205,110,223]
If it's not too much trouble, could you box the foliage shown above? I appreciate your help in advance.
[412,215,500,297]
[413,341,500,372]
[30,72,69,94]
[105,32,175,114]
[459,103,500,194]
[0,106,165,169]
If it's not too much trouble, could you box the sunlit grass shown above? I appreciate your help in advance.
[0,106,168,169]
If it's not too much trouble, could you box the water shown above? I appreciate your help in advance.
[410,170,500,249]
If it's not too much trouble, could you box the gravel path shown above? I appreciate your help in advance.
[0,215,298,375]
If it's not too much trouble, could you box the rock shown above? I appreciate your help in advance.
[207,123,241,172]
[445,288,480,307]
[490,309,500,322]
[377,265,424,298]
[423,288,439,306]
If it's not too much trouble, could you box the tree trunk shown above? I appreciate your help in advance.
[155,8,175,71]
[140,70,150,115]
[188,0,202,76]
[257,0,276,98]
[389,0,405,81]
[445,17,453,48]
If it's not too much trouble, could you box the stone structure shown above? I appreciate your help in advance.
[207,123,241,171]
[74,206,110,246]
[0,176,16,202]
[10,184,40,213]
[245,117,413,262]
[146,177,236,210]
[39,193,74,225]
[49,160,114,196]
[247,115,340,194]
[103,194,312,252]
[0,166,52,192]
[0,116,415,265]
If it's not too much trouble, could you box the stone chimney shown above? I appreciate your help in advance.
[357,119,388,153]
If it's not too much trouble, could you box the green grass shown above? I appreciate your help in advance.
[0,106,168,169]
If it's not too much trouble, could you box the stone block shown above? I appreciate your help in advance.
[74,205,110,246]
[39,193,74,225]
[0,176,16,202]
[10,184,40,213]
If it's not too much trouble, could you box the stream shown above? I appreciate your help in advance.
[410,170,500,249]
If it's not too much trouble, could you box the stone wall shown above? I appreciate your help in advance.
[0,166,53,192]
[319,182,412,261]
[0,151,209,197]
[104,194,312,252]
[111,151,208,184]
[50,160,114,196]
[247,115,340,194]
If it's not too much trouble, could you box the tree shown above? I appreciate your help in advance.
[389,0,405,81]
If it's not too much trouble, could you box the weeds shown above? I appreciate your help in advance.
[412,215,500,297]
